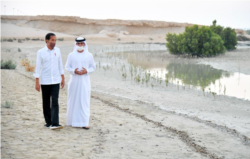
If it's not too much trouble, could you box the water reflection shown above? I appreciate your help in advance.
[107,51,250,100]
[165,63,231,88]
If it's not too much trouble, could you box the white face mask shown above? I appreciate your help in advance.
[76,46,84,51]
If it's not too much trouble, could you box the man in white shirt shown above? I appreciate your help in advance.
[34,33,65,130]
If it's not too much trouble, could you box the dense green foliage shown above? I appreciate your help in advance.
[166,20,238,56]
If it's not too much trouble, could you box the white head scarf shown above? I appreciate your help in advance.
[73,37,89,53]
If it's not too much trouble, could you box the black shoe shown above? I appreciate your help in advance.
[83,127,90,130]
[44,123,51,128]
[50,124,63,130]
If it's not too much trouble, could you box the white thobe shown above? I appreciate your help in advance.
[65,50,96,127]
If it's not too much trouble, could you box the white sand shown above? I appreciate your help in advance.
[1,39,250,158]
[1,19,250,158]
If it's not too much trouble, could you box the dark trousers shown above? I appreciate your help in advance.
[41,84,60,126]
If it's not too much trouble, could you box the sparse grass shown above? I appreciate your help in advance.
[7,38,13,42]
[25,37,30,40]
[1,100,14,108]
[122,72,127,80]
[212,92,217,100]
[135,74,141,83]
[151,83,154,89]
[224,85,226,95]
[31,38,40,41]
[202,87,205,96]
[1,59,17,69]
[58,38,64,41]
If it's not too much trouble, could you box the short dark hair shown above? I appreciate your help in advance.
[45,33,56,43]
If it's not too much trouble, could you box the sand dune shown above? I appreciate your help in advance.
[1,23,75,40]
[2,15,247,44]
[1,15,189,37]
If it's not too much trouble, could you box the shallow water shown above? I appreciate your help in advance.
[107,51,250,100]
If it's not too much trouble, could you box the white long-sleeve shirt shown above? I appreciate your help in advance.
[33,45,64,85]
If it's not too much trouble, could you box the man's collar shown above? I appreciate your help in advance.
[45,45,55,51]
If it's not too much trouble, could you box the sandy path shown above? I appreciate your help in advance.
[91,92,250,158]
[1,70,207,159]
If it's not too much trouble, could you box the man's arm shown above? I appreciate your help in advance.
[65,54,76,75]
[61,74,65,89]
[80,55,96,75]
[86,54,96,75]
[58,50,65,89]
[58,50,65,75]
[34,51,41,92]
[35,78,40,92]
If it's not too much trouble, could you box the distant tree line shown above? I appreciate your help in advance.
[166,20,237,57]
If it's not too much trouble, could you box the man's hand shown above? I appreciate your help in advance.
[35,78,40,92]
[75,67,87,75]
[61,75,65,89]
[74,68,81,75]
[79,67,87,75]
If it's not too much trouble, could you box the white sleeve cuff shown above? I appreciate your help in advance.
[33,73,40,78]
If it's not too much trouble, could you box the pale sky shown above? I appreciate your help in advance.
[1,0,250,29]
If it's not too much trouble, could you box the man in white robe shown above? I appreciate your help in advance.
[65,37,96,129]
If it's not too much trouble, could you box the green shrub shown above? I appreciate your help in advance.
[18,48,21,52]
[1,59,17,69]
[1,101,14,108]
[210,20,237,50]
[223,27,237,50]
[166,25,225,57]
[210,20,224,38]
[166,20,238,56]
